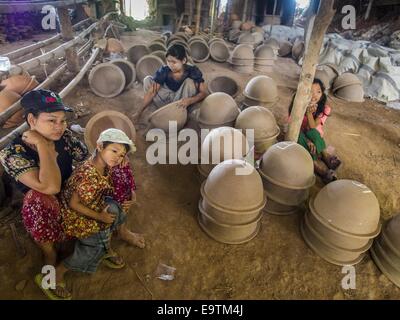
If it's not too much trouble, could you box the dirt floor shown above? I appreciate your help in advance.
[0,30,400,299]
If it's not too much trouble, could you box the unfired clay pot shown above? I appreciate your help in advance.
[1,73,39,95]
[243,75,278,107]
[110,59,136,88]
[209,41,230,62]
[127,44,150,65]
[207,76,239,97]
[189,40,210,63]
[149,101,188,132]
[135,55,164,83]
[278,40,293,57]
[88,63,126,98]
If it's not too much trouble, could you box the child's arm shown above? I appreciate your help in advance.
[69,191,115,224]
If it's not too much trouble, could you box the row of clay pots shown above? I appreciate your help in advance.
[0,72,39,128]
[332,73,365,102]
[371,214,400,288]
[197,127,249,179]
[242,75,278,109]
[235,106,280,154]
[88,59,136,97]
[198,159,266,244]
[301,179,381,266]
[258,142,315,215]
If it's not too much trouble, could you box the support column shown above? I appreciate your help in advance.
[58,7,80,73]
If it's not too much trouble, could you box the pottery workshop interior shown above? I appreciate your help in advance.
[0,0,400,301]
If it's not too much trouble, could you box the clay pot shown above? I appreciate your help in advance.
[110,59,136,88]
[167,40,191,55]
[148,42,167,52]
[278,40,293,57]
[208,76,239,97]
[175,32,190,42]
[316,64,338,89]
[254,44,276,60]
[334,84,365,102]
[232,64,254,74]
[135,55,164,83]
[243,75,278,107]
[84,110,136,153]
[332,73,362,91]
[231,44,254,61]
[209,41,230,63]
[127,44,150,65]
[292,40,305,61]
[189,40,210,63]
[198,127,249,178]
[151,50,167,64]
[208,38,224,46]
[105,38,124,53]
[264,37,280,50]
[188,36,208,44]
[150,38,166,46]
[0,88,23,128]
[263,198,299,216]
[1,73,39,95]
[238,32,255,45]
[167,35,188,47]
[149,101,188,132]
[251,32,264,45]
[88,63,126,98]
[197,92,240,128]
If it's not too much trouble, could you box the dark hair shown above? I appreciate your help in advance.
[166,44,187,61]
[288,78,327,118]
[102,141,129,154]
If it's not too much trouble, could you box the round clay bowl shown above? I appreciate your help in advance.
[110,59,136,88]
[189,40,210,63]
[198,205,262,245]
[0,88,23,128]
[253,136,278,154]
[263,197,299,216]
[238,32,255,45]
[242,95,276,108]
[188,36,207,44]
[259,141,315,189]
[151,50,167,64]
[371,240,400,288]
[136,55,164,83]
[127,44,150,65]
[208,38,225,46]
[203,159,265,212]
[292,40,305,60]
[232,44,254,60]
[376,232,400,266]
[382,214,400,258]
[84,110,136,152]
[209,41,230,62]
[251,32,264,44]
[264,37,280,50]
[332,73,362,91]
[312,179,381,238]
[105,38,124,53]
[149,42,167,52]
[88,63,126,98]
[243,75,278,104]
[1,73,39,95]
[149,101,188,132]
[278,40,293,57]
[254,44,276,60]
[208,76,239,97]
[198,92,239,126]
[334,84,365,102]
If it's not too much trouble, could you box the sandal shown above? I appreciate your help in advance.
[34,273,72,300]
[102,251,125,269]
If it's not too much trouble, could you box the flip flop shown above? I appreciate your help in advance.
[34,273,72,300]
[102,251,125,269]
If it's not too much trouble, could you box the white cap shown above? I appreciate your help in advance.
[97,128,136,153]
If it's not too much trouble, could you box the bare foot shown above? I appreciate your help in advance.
[120,231,145,248]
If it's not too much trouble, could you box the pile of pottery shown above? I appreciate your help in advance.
[371,214,400,288]
[197,127,249,179]
[149,101,188,133]
[314,64,338,90]
[135,55,164,83]
[105,38,124,54]
[235,106,280,154]
[278,40,293,57]
[254,44,276,73]
[84,110,136,152]
[196,92,240,129]
[188,39,210,63]
[208,38,230,63]
[230,44,254,73]
[127,44,150,65]
[198,159,267,244]
[0,72,39,128]
[263,37,280,55]
[302,180,381,266]
[207,76,239,97]
[258,141,315,215]
[242,75,278,109]
[332,73,364,102]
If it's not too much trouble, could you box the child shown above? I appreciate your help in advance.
[289,78,341,183]
[35,128,144,300]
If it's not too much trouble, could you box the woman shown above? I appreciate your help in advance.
[289,78,341,183]
[136,44,208,119]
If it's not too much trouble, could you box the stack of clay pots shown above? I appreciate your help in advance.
[197,127,249,179]
[127,44,150,65]
[258,141,315,215]
[278,40,293,57]
[0,72,39,128]
[371,214,400,288]
[235,106,280,154]
[208,76,239,97]
[105,38,124,54]
[149,101,188,133]
[254,44,276,72]
[230,44,254,73]
[237,32,256,46]
[208,38,230,63]
[135,55,164,83]
[198,159,267,244]
[314,64,338,90]
[302,180,381,266]
[292,39,305,62]
[332,73,364,102]
[84,110,136,152]
[196,92,240,129]
[189,38,210,63]
[242,75,278,109]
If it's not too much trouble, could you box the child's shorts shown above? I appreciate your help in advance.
[63,200,126,273]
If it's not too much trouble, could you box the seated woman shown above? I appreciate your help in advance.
[135,44,208,120]
[289,78,341,183]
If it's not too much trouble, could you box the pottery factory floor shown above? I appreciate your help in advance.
[1,29,400,299]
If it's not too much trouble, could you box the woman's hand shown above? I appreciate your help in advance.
[121,191,136,213]
[176,98,191,109]
[307,140,317,155]
[98,206,116,224]
[306,102,317,114]
[149,82,158,97]
[22,130,49,147]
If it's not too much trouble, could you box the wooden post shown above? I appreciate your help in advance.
[189,0,193,26]
[365,0,374,20]
[119,0,124,15]
[58,7,80,73]
[242,0,248,22]
[195,0,202,34]
[269,0,277,35]
[210,0,217,35]
[285,0,335,142]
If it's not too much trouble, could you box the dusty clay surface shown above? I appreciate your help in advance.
[0,30,399,299]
